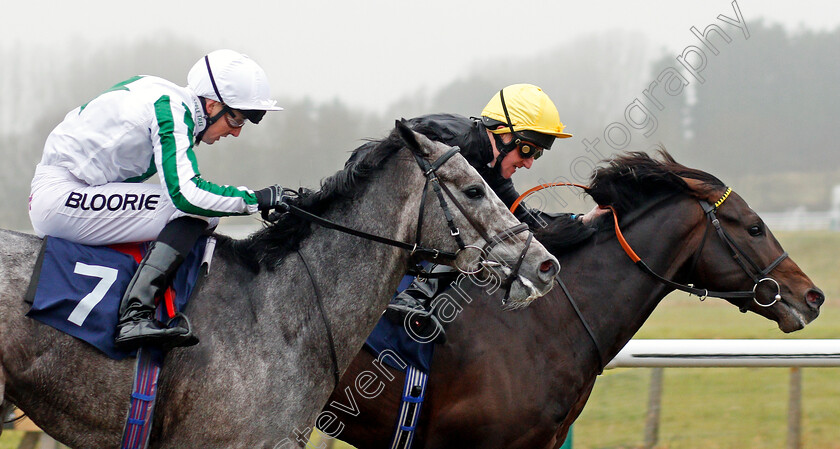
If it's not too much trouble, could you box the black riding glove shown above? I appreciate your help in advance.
[516,208,583,230]
[254,185,288,210]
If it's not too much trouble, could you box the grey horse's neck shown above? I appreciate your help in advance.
[156,156,426,445]
[281,176,420,368]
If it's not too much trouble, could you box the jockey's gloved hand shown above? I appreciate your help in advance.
[255,185,288,210]
[255,185,291,222]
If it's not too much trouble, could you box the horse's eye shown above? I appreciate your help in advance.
[464,186,485,199]
[748,224,764,236]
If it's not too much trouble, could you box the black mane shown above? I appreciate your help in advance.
[585,149,725,217]
[215,128,411,273]
[535,149,725,256]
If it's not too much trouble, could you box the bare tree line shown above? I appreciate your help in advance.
[1,23,838,230]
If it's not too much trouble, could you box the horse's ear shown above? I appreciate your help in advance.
[681,177,703,191]
[681,177,717,202]
[395,119,428,156]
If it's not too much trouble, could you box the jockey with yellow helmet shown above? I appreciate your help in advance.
[480,84,572,178]
[390,83,571,223]
[29,50,288,349]
[378,84,573,341]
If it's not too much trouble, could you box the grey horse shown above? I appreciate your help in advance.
[0,121,559,448]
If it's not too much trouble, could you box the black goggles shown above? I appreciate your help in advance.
[241,109,266,124]
[516,140,545,160]
[225,106,266,125]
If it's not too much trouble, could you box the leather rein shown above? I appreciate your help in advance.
[511,184,789,372]
[266,147,535,386]
[268,147,533,283]
[608,187,788,311]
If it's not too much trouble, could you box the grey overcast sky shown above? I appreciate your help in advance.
[2,1,838,110]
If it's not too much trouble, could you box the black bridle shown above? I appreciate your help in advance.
[271,147,534,289]
[273,146,535,386]
[558,186,789,373]
[694,191,788,311]
[409,149,534,304]
[612,187,788,311]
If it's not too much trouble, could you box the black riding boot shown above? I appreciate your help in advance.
[114,217,206,350]
[385,265,456,344]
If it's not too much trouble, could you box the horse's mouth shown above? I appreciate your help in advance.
[775,298,817,333]
[502,274,552,310]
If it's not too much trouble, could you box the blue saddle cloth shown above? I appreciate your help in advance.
[26,236,207,360]
[364,274,435,374]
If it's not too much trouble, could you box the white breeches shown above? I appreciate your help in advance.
[29,165,218,245]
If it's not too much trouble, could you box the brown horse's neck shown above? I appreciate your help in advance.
[443,196,706,389]
[544,197,705,368]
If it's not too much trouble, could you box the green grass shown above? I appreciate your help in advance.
[4,231,837,448]
[0,431,21,449]
[573,230,840,449]
[575,367,840,449]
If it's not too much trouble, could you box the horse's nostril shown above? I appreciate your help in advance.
[806,288,825,308]
[540,260,553,272]
[540,259,559,277]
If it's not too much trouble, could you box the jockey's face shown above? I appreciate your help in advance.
[499,148,535,179]
[201,100,245,145]
[487,130,537,179]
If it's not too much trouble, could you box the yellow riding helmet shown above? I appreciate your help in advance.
[481,84,572,142]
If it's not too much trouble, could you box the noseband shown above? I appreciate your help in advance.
[410,149,534,304]
[611,187,789,312]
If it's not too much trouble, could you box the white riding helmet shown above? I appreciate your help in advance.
[187,49,283,123]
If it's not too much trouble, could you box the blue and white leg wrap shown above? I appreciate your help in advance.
[388,365,429,449]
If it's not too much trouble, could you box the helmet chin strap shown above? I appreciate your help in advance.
[195,97,228,144]
[195,54,235,145]
[491,87,523,173]
[491,132,518,170]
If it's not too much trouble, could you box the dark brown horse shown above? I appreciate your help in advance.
[321,151,824,449]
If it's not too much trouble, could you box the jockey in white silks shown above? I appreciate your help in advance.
[29,49,288,349]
